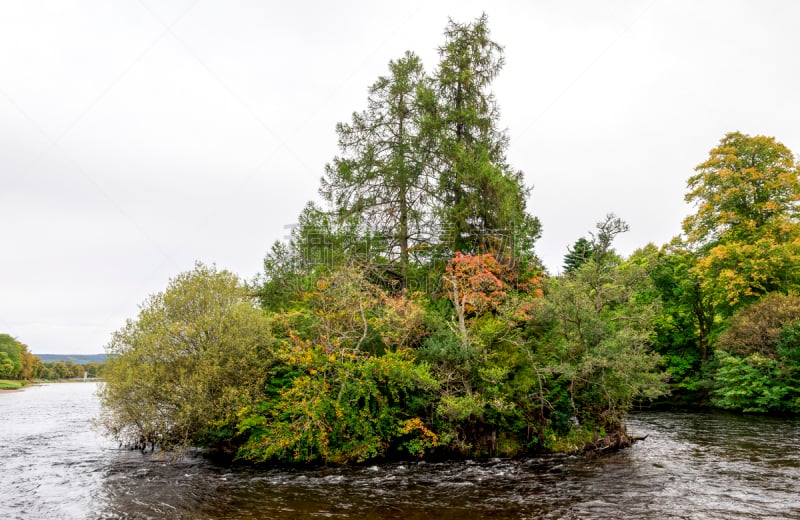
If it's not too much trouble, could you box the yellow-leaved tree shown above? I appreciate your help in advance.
[684,131,800,312]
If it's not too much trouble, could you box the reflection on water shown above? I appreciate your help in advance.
[1,383,799,519]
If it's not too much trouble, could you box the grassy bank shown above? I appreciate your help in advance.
[0,379,26,389]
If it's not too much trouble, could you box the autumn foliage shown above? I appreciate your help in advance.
[445,252,507,315]
[444,252,542,315]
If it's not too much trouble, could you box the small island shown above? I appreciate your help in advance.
[91,15,800,465]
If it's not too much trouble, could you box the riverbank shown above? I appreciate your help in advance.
[0,378,103,391]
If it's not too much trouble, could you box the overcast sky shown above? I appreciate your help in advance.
[2,1,799,354]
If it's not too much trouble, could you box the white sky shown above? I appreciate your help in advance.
[2,1,799,354]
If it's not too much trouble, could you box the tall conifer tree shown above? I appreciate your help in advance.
[321,52,432,287]
[424,14,540,257]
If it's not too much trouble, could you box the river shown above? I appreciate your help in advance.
[1,382,799,519]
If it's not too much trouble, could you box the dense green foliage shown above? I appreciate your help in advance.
[238,267,439,463]
[537,217,666,432]
[98,17,800,465]
[0,334,22,377]
[102,216,666,461]
[710,294,800,413]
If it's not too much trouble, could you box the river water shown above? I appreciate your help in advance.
[1,382,799,519]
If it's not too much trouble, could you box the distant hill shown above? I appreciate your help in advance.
[36,353,107,364]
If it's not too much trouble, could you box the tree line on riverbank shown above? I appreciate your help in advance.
[0,334,106,383]
[99,15,800,464]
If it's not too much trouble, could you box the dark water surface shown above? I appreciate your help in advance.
[1,383,799,519]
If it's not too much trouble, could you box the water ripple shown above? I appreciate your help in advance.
[2,385,800,519]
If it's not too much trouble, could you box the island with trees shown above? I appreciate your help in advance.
[92,15,800,464]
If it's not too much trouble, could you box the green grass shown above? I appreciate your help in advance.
[0,379,25,389]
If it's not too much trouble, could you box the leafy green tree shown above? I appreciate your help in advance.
[533,216,666,437]
[0,351,15,378]
[642,240,717,404]
[30,356,45,379]
[424,14,540,256]
[99,263,275,452]
[0,335,38,380]
[47,361,68,379]
[321,52,433,288]
[84,362,102,378]
[684,131,800,310]
[651,239,715,363]
[712,351,786,413]
[0,334,22,377]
